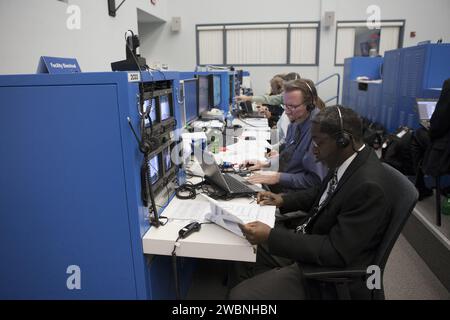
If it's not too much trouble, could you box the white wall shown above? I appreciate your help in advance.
[139,0,321,97]
[1,0,449,101]
[0,0,168,74]
[139,0,450,102]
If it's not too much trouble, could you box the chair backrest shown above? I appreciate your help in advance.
[373,163,418,269]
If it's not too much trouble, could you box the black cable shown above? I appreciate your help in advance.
[145,65,167,81]
[171,221,212,300]
[175,180,205,200]
[171,235,181,300]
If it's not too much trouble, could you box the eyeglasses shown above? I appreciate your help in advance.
[284,103,304,110]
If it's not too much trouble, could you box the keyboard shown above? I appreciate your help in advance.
[223,174,255,193]
[244,111,266,118]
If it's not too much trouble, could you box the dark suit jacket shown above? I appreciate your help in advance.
[430,78,450,141]
[267,146,393,298]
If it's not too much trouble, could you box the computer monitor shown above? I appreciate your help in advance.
[144,98,157,125]
[159,95,171,121]
[198,75,209,114]
[148,154,160,185]
[163,147,172,171]
[212,75,221,107]
[416,99,438,120]
[184,79,198,124]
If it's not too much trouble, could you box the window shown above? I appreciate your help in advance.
[335,20,404,65]
[196,22,320,66]
[197,26,223,65]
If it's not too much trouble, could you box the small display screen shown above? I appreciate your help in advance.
[213,75,221,107]
[149,154,160,185]
[163,147,172,171]
[160,95,171,121]
[144,99,157,125]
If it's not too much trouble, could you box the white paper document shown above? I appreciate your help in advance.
[200,194,276,238]
[166,200,211,222]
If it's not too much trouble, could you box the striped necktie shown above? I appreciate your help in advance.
[296,169,338,234]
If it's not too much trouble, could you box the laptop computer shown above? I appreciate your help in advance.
[416,99,438,129]
[195,149,264,195]
[240,101,265,118]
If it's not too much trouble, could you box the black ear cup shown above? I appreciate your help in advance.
[336,131,351,148]
[335,106,351,148]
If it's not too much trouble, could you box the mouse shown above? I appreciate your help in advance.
[233,124,242,129]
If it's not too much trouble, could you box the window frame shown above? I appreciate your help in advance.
[334,19,405,66]
[196,21,321,67]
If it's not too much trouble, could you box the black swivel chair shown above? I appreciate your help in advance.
[300,163,419,300]
[422,132,450,226]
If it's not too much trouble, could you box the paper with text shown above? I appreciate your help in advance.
[200,194,276,238]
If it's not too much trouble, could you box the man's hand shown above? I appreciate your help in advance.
[266,150,279,158]
[240,159,269,171]
[247,171,281,185]
[235,95,252,103]
[239,221,271,245]
[257,191,284,207]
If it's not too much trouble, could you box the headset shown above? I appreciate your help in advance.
[303,80,316,112]
[334,106,352,148]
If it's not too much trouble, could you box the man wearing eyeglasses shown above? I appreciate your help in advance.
[244,79,326,193]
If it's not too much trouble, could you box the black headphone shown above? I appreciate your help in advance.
[334,106,352,148]
[304,81,316,112]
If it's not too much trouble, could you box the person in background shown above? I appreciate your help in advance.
[411,78,450,200]
[244,79,327,193]
[235,72,301,107]
[259,75,285,128]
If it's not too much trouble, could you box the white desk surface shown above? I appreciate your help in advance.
[142,117,271,263]
[142,195,258,262]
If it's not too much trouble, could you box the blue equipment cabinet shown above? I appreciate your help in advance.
[397,44,450,129]
[380,49,402,131]
[0,71,191,299]
[342,56,383,107]
[367,82,383,124]
[381,44,450,132]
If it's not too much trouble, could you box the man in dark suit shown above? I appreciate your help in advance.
[411,78,450,199]
[229,106,393,300]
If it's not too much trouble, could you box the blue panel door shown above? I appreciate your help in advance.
[0,84,137,299]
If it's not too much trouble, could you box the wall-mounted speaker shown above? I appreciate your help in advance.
[323,11,335,29]
[171,17,181,32]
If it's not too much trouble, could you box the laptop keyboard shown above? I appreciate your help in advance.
[223,174,255,193]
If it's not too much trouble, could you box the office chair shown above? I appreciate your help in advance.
[300,163,418,300]
[422,132,450,226]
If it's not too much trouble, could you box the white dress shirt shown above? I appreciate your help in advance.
[318,144,366,206]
